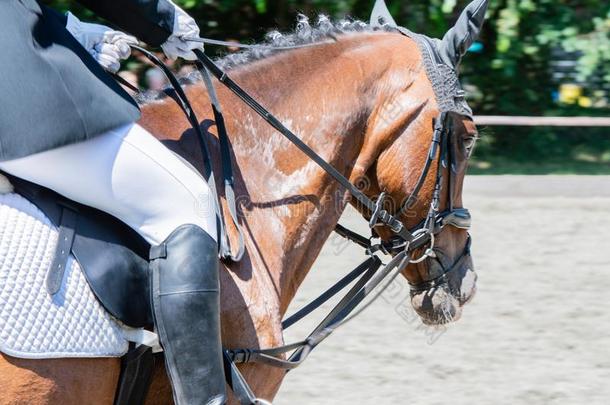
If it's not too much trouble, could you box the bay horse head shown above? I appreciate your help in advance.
[359,0,489,325]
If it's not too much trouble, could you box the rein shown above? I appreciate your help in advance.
[118,36,472,404]
[124,46,246,262]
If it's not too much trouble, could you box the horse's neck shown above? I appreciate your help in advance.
[141,33,399,346]
[218,38,391,314]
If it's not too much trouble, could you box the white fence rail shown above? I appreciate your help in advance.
[475,116,610,127]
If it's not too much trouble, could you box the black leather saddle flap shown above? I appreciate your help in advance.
[4,174,153,328]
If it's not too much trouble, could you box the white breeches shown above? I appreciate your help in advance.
[0,123,217,246]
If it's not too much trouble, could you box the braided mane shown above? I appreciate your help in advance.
[216,14,388,70]
[137,15,391,104]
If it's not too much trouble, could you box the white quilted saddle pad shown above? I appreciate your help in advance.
[0,191,130,359]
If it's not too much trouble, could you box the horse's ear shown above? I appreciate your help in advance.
[440,0,489,67]
[370,0,397,28]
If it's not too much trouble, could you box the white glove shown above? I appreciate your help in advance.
[66,12,138,73]
[160,4,204,60]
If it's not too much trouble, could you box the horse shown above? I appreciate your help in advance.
[0,4,485,404]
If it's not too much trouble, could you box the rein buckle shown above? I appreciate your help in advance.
[368,192,388,229]
[368,192,406,236]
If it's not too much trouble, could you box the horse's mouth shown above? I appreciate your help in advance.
[411,266,478,326]
[411,285,462,325]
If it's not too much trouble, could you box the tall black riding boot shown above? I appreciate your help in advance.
[150,225,227,405]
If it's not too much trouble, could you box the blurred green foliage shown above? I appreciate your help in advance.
[44,0,610,173]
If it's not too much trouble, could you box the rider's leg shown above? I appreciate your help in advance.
[0,123,226,405]
[0,123,215,246]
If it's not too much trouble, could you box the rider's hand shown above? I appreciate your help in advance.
[65,12,138,74]
[160,4,204,61]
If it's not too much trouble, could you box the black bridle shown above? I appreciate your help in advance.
[121,42,473,405]
[332,108,473,290]
[377,110,473,291]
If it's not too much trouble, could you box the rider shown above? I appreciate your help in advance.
[0,1,225,404]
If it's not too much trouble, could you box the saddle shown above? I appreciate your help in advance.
[4,173,153,328]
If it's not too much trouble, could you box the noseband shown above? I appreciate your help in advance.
[376,111,473,292]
